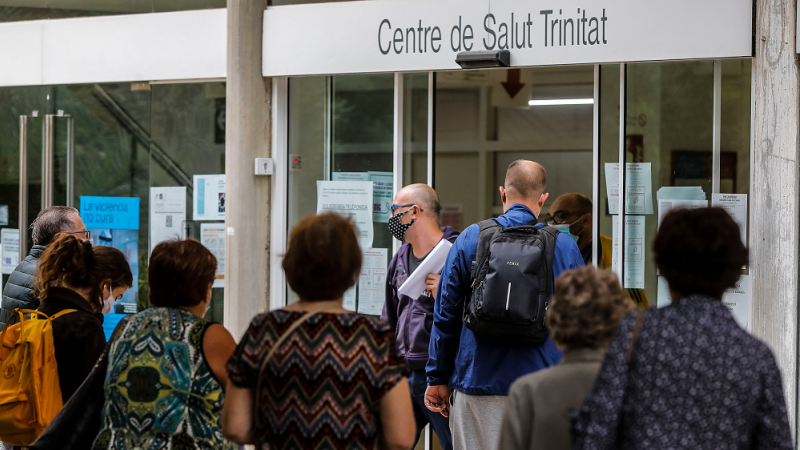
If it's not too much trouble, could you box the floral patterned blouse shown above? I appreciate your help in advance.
[92,307,236,450]
[226,310,409,449]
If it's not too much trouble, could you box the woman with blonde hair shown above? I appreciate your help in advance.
[497,266,632,450]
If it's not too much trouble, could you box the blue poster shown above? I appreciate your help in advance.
[80,196,140,230]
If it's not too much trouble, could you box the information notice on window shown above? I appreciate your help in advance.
[150,186,187,253]
[605,163,654,215]
[1,228,20,275]
[611,215,645,289]
[193,174,226,221]
[201,223,226,288]
[711,194,747,245]
[316,180,374,249]
[357,248,388,315]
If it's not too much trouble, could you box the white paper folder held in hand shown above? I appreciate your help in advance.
[398,239,453,299]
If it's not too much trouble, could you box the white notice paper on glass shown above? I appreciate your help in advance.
[605,163,654,215]
[398,239,453,299]
[0,229,20,275]
[358,248,388,315]
[611,216,646,289]
[658,199,708,227]
[711,194,747,245]
[0,205,7,226]
[342,286,357,312]
[150,187,187,253]
[316,181,374,249]
[368,171,393,223]
[201,223,226,288]
[722,275,751,330]
[656,276,672,308]
[193,174,226,221]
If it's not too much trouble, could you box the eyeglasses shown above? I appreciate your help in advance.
[64,230,91,239]
[545,212,580,226]
[390,204,424,216]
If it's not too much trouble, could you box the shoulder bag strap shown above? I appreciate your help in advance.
[255,300,342,418]
[264,300,342,363]
[626,307,647,366]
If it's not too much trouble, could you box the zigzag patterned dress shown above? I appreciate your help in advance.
[91,307,237,450]
[226,310,409,449]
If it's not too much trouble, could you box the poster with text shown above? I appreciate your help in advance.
[193,174,226,221]
[1,229,19,275]
[711,194,747,245]
[611,216,646,289]
[316,180,374,249]
[368,171,393,223]
[201,223,226,288]
[357,248,388,315]
[605,163,654,215]
[150,187,187,253]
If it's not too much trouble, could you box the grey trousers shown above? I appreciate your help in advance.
[450,390,508,450]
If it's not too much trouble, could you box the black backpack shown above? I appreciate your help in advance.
[464,219,559,344]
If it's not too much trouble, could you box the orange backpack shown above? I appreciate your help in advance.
[0,309,75,446]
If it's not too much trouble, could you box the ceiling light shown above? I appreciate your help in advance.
[528,98,594,106]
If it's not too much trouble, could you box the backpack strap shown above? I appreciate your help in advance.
[537,225,561,293]
[50,309,77,320]
[470,219,503,283]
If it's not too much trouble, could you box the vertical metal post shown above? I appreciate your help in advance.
[18,116,28,262]
[616,64,627,283]
[712,60,722,194]
[427,71,435,188]
[592,64,600,268]
[42,114,55,209]
[323,77,332,181]
[393,72,404,256]
[66,115,76,207]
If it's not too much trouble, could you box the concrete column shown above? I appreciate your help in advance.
[225,0,271,340]
[752,0,800,428]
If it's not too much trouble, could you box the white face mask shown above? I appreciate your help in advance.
[101,284,115,314]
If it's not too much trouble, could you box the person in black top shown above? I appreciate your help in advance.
[34,234,132,403]
[0,206,88,329]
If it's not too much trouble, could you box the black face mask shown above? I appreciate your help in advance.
[388,208,416,242]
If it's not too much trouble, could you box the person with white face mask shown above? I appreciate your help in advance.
[547,193,649,307]
[35,235,133,405]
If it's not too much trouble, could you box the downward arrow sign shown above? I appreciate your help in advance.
[501,69,526,99]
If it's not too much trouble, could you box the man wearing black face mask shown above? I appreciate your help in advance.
[382,183,459,450]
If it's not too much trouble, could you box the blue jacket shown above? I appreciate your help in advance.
[426,204,584,396]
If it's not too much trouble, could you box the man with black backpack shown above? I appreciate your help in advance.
[424,160,584,450]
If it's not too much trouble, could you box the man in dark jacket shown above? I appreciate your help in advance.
[0,206,86,328]
[381,184,458,450]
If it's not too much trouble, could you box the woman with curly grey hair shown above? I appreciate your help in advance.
[496,266,633,450]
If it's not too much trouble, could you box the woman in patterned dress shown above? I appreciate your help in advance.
[222,212,416,450]
[91,239,238,450]
[572,207,793,449]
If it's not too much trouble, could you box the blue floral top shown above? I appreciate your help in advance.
[92,307,236,450]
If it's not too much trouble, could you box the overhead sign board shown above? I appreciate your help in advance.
[263,0,753,76]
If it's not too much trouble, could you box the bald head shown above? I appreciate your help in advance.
[504,160,547,202]
[395,183,441,217]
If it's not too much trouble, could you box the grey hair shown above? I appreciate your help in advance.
[30,206,80,246]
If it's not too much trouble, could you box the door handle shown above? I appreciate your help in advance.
[18,115,28,263]
[42,114,55,210]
